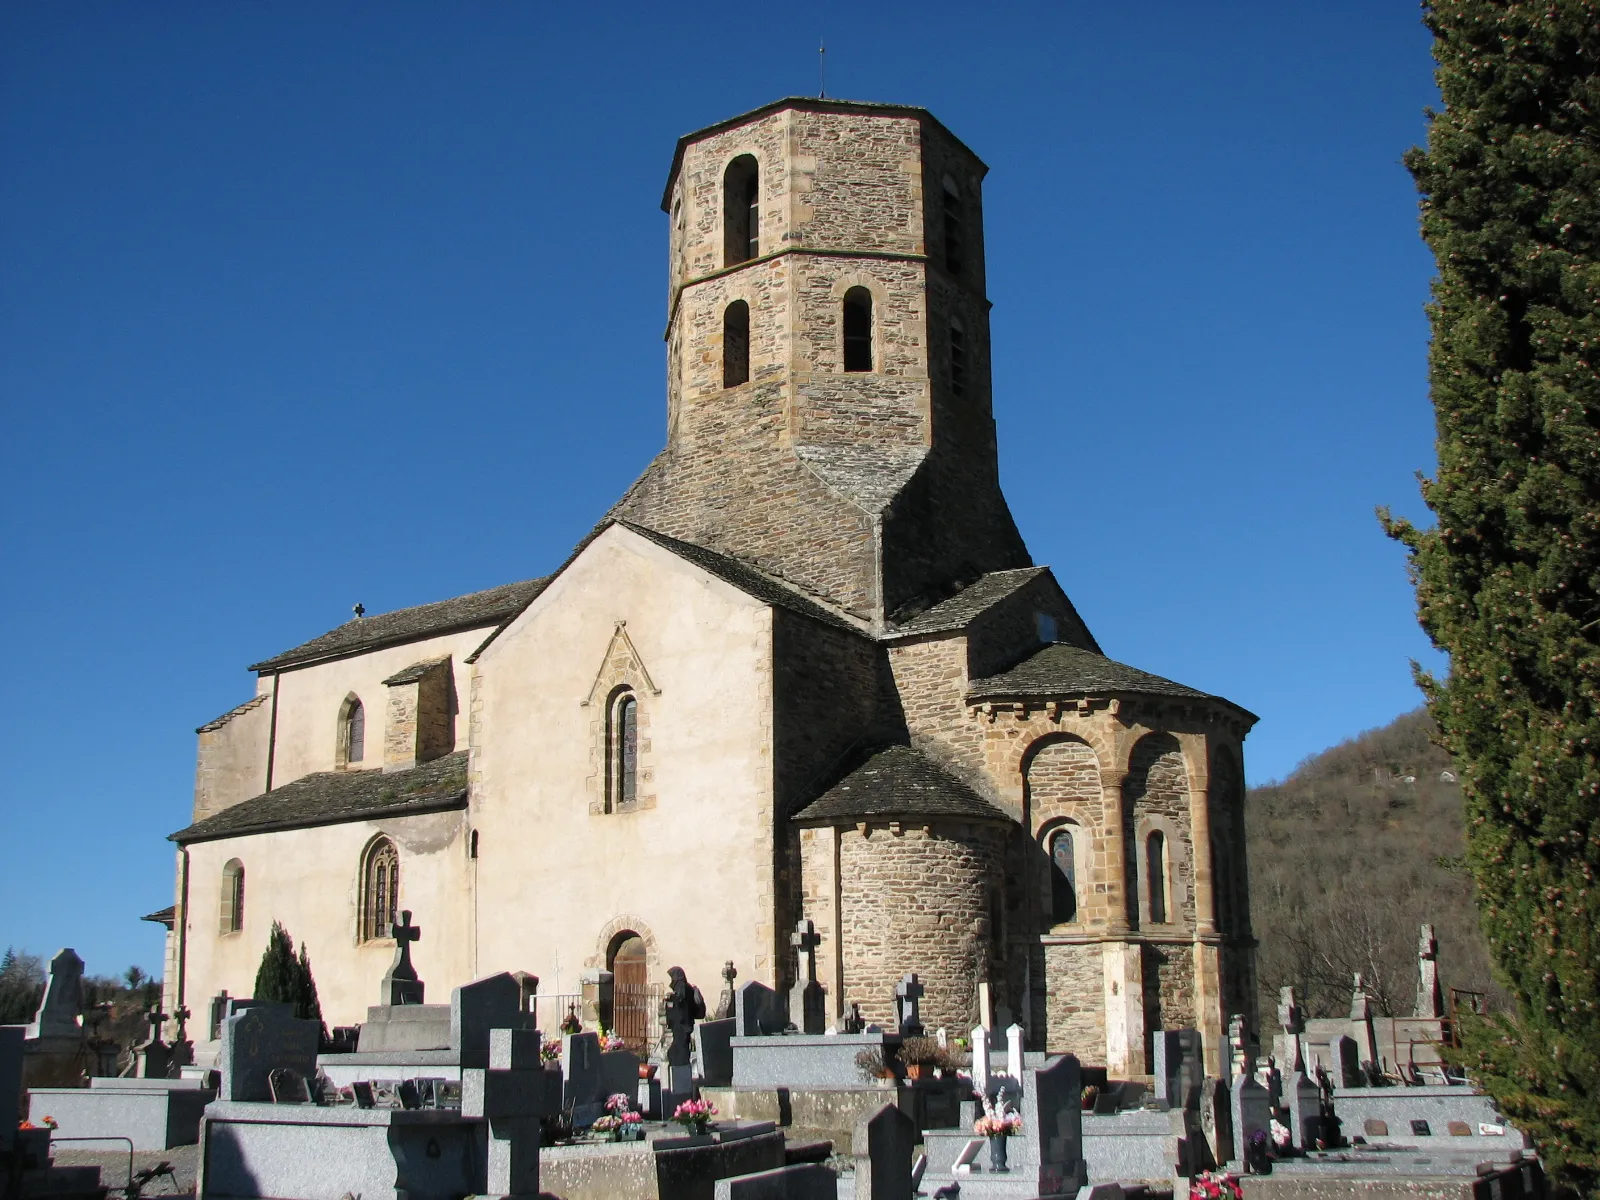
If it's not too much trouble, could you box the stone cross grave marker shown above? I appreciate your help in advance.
[713,961,737,1021]
[463,1027,558,1199]
[135,1002,173,1079]
[383,910,425,1005]
[789,919,826,1035]
[1005,1023,1025,1082]
[894,973,924,1038]
[854,1101,916,1200]
[26,948,85,1040]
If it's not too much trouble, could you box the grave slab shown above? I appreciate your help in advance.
[28,1081,215,1151]
[730,1032,897,1089]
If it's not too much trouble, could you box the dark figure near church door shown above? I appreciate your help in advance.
[662,966,706,1066]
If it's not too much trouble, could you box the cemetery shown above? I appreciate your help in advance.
[2,912,1547,1200]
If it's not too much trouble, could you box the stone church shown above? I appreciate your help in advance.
[163,97,1258,1077]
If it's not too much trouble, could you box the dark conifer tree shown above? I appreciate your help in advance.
[253,922,297,1005]
[293,942,325,1031]
[1385,2,1600,1191]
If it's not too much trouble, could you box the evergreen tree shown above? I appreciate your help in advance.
[253,922,298,1006]
[1385,2,1600,1192]
[293,942,324,1030]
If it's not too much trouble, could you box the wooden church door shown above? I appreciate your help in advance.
[610,935,652,1054]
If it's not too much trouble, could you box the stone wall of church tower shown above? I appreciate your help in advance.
[616,99,1029,625]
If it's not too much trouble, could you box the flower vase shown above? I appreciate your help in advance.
[988,1134,1010,1173]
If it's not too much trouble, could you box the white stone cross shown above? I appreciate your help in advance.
[791,919,821,985]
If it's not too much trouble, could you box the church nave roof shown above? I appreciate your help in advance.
[967,642,1231,706]
[250,579,550,673]
[170,750,469,844]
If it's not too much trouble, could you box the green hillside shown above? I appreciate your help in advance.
[1247,708,1502,1020]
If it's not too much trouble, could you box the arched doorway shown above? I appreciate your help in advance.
[608,933,651,1054]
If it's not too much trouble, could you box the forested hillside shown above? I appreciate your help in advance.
[1247,709,1501,1020]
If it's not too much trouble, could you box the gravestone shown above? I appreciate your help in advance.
[694,1018,736,1087]
[789,920,826,1035]
[268,1066,312,1104]
[713,961,738,1021]
[969,1025,991,1099]
[1447,1120,1471,1137]
[1416,924,1444,1019]
[1199,1078,1233,1172]
[1329,1034,1361,1088]
[463,1027,559,1200]
[894,974,924,1038]
[26,948,85,1040]
[452,972,527,1068]
[218,1006,319,1102]
[735,980,785,1037]
[1228,1073,1271,1165]
[0,1025,23,1152]
[1152,1029,1203,1110]
[561,1031,603,1113]
[1284,1071,1321,1149]
[1348,974,1379,1068]
[840,1002,864,1034]
[382,910,425,1005]
[1410,1119,1432,1137]
[1005,1022,1025,1083]
[133,1004,172,1079]
[853,1101,915,1200]
[599,1048,641,1102]
[1274,986,1306,1072]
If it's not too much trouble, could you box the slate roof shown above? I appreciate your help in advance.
[890,568,1050,636]
[196,693,270,734]
[170,751,469,844]
[968,643,1219,703]
[141,906,176,928]
[250,579,550,672]
[620,523,863,633]
[381,657,450,686]
[791,745,1010,826]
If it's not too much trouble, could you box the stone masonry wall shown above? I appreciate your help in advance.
[1039,941,1106,1063]
[193,692,272,821]
[837,820,1002,1031]
[1126,733,1196,930]
[1142,942,1197,1044]
[1024,737,1107,930]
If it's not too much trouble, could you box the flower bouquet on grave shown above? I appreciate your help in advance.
[592,1114,624,1140]
[605,1091,646,1139]
[599,1029,626,1053]
[541,1038,563,1065]
[560,1005,582,1034]
[973,1094,1022,1173]
[1189,1170,1244,1200]
[671,1098,716,1135]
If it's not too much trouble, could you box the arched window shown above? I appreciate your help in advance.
[344,698,365,765]
[942,176,964,275]
[608,690,639,813]
[842,287,873,372]
[220,859,245,934]
[949,318,967,396]
[723,155,760,266]
[1146,831,1169,924]
[361,837,400,941]
[1049,828,1077,924]
[723,301,750,388]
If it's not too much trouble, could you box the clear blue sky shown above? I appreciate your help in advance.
[1,2,1445,977]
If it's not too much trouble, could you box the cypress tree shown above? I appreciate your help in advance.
[293,942,324,1030]
[253,921,298,1005]
[1385,2,1600,1191]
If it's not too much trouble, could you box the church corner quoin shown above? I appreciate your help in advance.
[163,97,1257,1077]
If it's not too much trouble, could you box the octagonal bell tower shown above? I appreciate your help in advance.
[613,98,1030,627]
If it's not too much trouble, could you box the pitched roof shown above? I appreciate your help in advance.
[381,656,450,687]
[967,643,1218,702]
[889,568,1050,636]
[141,906,176,928]
[170,751,469,844]
[791,745,1010,826]
[250,580,550,673]
[619,523,863,633]
[196,693,270,734]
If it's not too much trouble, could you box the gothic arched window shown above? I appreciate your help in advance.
[949,317,967,396]
[723,300,750,388]
[723,155,760,266]
[608,690,639,813]
[220,859,245,934]
[361,837,400,941]
[1049,827,1077,924]
[344,697,365,765]
[1146,830,1169,924]
[843,287,873,372]
[942,176,965,275]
